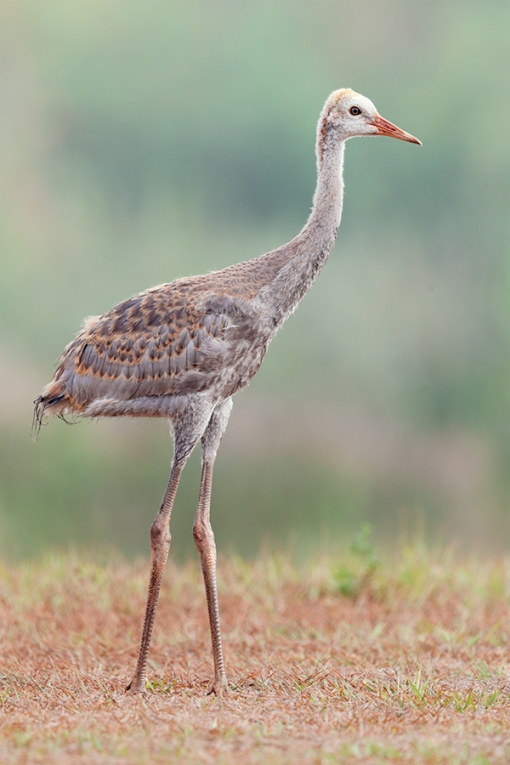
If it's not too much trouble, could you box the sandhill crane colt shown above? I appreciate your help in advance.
[34,89,420,695]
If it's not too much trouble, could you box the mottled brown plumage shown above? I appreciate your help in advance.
[35,248,293,423]
[34,89,420,696]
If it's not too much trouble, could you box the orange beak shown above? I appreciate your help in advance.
[370,114,422,145]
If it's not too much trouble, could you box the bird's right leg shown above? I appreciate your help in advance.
[126,459,183,693]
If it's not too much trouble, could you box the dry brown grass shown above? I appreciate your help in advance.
[0,540,508,764]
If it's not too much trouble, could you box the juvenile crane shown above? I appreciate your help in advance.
[34,89,420,696]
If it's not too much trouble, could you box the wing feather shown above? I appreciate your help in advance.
[54,281,254,410]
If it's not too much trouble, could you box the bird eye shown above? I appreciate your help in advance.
[349,106,362,116]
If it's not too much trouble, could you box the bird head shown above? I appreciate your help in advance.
[322,88,421,145]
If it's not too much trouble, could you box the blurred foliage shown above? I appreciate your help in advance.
[0,0,508,558]
[333,523,379,599]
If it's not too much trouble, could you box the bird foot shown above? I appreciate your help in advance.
[125,677,146,695]
[206,676,229,698]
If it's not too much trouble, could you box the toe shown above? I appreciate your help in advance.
[206,676,229,697]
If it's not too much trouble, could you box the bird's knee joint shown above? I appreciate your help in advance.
[151,519,170,550]
[193,521,214,549]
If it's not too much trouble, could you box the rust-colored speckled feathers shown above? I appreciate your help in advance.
[60,283,227,393]
[34,245,293,430]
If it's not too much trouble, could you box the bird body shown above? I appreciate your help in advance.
[34,89,420,695]
[34,158,343,425]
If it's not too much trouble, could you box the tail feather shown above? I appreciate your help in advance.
[32,392,67,438]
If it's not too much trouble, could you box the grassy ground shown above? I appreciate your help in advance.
[0,535,508,764]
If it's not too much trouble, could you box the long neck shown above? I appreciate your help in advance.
[259,128,346,324]
[306,131,346,248]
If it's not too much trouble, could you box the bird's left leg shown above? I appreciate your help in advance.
[192,398,233,697]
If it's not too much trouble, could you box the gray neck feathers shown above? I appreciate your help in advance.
[259,126,345,325]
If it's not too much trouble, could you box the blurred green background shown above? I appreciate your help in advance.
[0,0,508,559]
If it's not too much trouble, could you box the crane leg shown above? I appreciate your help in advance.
[126,460,183,693]
[126,401,214,694]
[193,398,233,696]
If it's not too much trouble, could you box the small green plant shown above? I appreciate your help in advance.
[145,677,175,694]
[408,669,430,707]
[484,689,501,709]
[333,523,379,599]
